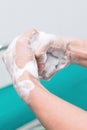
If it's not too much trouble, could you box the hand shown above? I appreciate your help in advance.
[2,29,39,104]
[30,29,72,80]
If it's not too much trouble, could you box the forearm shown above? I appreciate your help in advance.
[68,39,87,67]
[21,73,87,130]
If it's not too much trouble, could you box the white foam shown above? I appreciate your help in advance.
[31,31,57,52]
[39,52,69,79]
[2,36,38,104]
[13,60,38,80]
[15,80,34,104]
[30,31,69,79]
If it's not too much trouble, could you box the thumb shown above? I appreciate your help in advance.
[35,41,51,71]
[31,31,57,70]
[35,32,53,63]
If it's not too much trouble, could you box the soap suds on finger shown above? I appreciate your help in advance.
[2,34,38,104]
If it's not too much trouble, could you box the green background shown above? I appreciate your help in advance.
[0,64,87,130]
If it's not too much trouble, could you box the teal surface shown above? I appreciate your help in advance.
[0,64,87,130]
[0,85,36,130]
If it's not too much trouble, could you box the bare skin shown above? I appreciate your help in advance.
[3,29,87,130]
[68,39,87,67]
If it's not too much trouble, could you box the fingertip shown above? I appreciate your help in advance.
[36,52,47,64]
[38,63,44,70]
[24,28,38,37]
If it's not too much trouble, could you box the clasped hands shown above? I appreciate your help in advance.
[2,28,74,103]
[5,28,71,81]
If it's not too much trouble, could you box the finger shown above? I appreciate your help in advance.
[18,28,38,45]
[15,41,34,68]
[35,40,51,64]
[15,29,38,68]
[40,65,57,80]
[23,28,38,44]
[38,63,45,70]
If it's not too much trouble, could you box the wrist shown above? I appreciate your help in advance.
[16,71,38,83]
[55,37,74,64]
[14,71,40,104]
[67,39,82,64]
[56,36,72,51]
